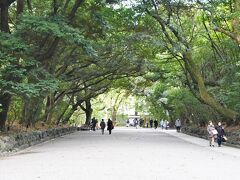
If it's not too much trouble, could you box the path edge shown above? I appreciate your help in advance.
[0,126,77,157]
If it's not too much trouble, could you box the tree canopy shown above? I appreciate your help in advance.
[1,0,240,131]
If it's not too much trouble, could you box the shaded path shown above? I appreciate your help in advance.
[0,128,240,180]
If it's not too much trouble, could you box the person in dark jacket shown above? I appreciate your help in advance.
[134,118,138,129]
[100,119,106,135]
[107,118,114,134]
[91,117,97,131]
[154,120,158,129]
[215,122,225,147]
[150,119,153,128]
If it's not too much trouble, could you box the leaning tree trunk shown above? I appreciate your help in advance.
[145,3,240,122]
[62,110,75,124]
[62,104,78,124]
[62,96,83,124]
[184,53,239,121]
[56,103,70,125]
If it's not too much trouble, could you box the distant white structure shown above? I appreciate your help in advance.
[118,96,136,117]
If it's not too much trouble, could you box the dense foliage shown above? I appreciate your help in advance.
[0,0,240,131]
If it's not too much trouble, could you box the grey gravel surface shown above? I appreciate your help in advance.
[0,127,240,180]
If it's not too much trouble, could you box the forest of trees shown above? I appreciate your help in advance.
[0,0,240,132]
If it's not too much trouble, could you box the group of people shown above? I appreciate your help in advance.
[128,118,181,132]
[90,117,114,135]
[207,121,226,147]
[134,118,138,128]
[95,117,226,147]
[91,117,227,148]
[126,118,144,128]
[149,119,170,130]
[99,118,114,135]
[159,120,169,130]
[89,117,98,131]
[149,119,159,129]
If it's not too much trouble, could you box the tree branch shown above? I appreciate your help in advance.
[68,0,85,21]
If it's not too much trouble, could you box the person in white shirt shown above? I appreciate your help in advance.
[175,119,181,132]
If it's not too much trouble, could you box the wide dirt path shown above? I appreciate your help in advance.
[1,127,240,180]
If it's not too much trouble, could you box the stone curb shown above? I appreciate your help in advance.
[0,126,77,157]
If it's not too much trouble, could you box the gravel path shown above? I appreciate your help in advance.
[0,127,239,180]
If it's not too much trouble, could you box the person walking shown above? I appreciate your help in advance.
[207,121,217,147]
[160,119,164,130]
[107,118,114,135]
[164,120,169,130]
[100,119,106,135]
[215,122,225,147]
[134,118,138,129]
[154,119,158,129]
[89,119,93,131]
[91,117,97,131]
[95,119,99,130]
[175,119,181,132]
[150,119,153,128]
[126,119,130,127]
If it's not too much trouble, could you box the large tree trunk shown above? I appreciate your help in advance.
[111,92,128,124]
[112,108,117,123]
[62,110,75,124]
[62,103,78,124]
[44,94,54,123]
[84,99,92,125]
[56,103,70,125]
[21,98,41,128]
[68,0,85,21]
[184,53,239,121]
[16,0,24,16]
[62,97,83,124]
[0,1,14,131]
[0,93,11,131]
[145,1,239,122]
[232,0,240,43]
[0,4,10,33]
